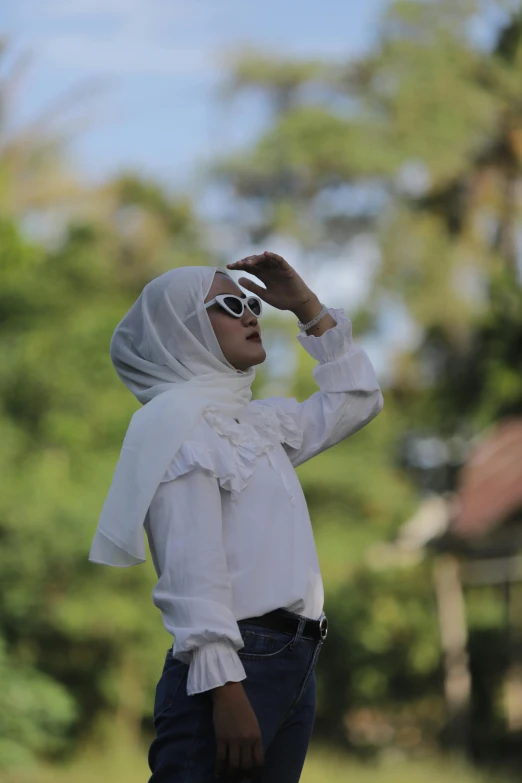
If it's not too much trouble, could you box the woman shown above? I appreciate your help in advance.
[89,251,383,782]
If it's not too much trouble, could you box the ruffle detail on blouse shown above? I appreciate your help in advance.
[160,402,303,500]
[235,402,303,451]
[160,437,237,488]
[296,306,354,363]
[202,406,302,497]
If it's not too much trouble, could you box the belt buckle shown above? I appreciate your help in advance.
[319,615,328,640]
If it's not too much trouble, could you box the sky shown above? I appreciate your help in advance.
[0,0,418,379]
[1,0,389,185]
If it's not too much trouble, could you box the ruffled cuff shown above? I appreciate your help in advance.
[187,640,247,696]
[312,346,382,394]
[296,307,354,363]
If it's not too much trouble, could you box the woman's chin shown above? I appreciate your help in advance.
[248,345,266,366]
[250,344,267,364]
[235,344,266,369]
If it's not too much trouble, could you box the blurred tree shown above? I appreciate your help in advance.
[0,37,99,218]
[213,0,522,437]
[0,170,215,769]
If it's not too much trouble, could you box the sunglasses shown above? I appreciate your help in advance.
[204,294,263,319]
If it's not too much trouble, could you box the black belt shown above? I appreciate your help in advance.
[238,608,328,641]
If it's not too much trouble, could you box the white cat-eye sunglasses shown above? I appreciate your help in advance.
[204,294,263,319]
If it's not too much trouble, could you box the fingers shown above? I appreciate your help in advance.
[237,277,267,299]
[226,254,262,269]
[228,742,240,777]
[215,738,227,778]
[227,250,284,271]
[227,260,265,283]
[263,250,286,265]
[253,738,265,769]
[220,741,263,782]
[243,738,264,774]
[239,742,253,777]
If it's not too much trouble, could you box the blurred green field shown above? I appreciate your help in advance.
[0,738,514,783]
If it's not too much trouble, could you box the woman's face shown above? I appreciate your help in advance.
[205,272,266,372]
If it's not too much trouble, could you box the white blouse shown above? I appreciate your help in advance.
[144,307,383,696]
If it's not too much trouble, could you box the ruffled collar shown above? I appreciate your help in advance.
[160,402,303,501]
[203,402,302,452]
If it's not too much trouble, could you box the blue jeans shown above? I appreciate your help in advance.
[148,609,324,782]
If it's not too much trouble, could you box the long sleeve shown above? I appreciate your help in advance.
[146,467,247,695]
[255,307,383,468]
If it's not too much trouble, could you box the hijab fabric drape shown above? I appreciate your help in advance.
[88,265,255,567]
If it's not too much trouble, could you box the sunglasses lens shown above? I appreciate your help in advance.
[247,297,261,316]
[223,296,243,315]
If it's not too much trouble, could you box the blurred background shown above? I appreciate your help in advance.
[1,0,522,781]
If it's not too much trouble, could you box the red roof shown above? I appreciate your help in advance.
[454,418,522,537]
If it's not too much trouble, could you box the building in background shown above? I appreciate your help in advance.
[370,419,522,760]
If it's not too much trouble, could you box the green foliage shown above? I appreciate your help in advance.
[221,50,328,106]
[0,636,77,771]
[0,179,213,769]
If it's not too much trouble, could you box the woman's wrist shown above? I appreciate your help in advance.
[292,294,322,324]
[210,681,245,701]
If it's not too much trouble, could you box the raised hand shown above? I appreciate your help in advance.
[227,251,316,313]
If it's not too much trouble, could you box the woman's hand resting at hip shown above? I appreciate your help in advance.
[211,680,264,781]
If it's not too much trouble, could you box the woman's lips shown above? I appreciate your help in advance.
[246,334,261,342]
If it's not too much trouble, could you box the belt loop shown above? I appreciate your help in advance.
[289,615,306,650]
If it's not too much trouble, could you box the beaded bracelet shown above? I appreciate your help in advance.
[297,303,329,332]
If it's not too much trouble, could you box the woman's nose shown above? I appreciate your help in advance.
[242,309,258,326]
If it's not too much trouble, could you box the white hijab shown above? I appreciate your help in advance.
[88,265,255,567]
